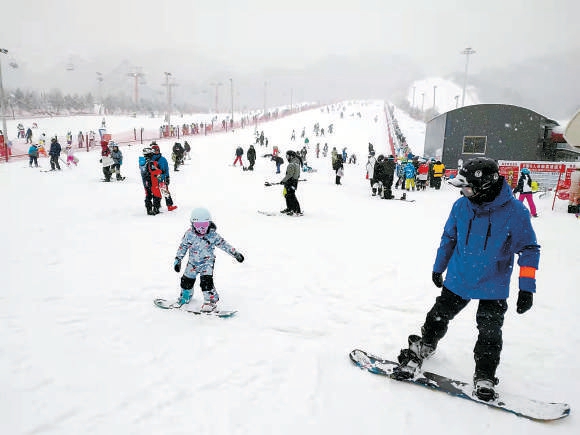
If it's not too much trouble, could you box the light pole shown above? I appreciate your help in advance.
[460,47,476,107]
[454,95,459,109]
[421,92,425,112]
[229,78,234,123]
[0,48,8,161]
[210,82,223,114]
[96,72,103,114]
[263,81,268,119]
[432,85,437,111]
[162,72,178,126]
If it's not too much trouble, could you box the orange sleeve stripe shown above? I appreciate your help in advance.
[520,266,536,279]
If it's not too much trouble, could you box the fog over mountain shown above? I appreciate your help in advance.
[2,47,578,119]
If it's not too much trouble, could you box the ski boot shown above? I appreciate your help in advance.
[201,290,219,312]
[392,335,436,380]
[400,192,407,200]
[473,375,499,401]
[178,289,193,306]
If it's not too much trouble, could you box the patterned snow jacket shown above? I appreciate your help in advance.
[433,179,540,300]
[175,222,239,265]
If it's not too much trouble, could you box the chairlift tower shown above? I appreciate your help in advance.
[127,69,145,108]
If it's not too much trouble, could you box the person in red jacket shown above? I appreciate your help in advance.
[417,161,430,190]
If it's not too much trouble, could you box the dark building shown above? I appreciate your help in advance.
[423,104,580,169]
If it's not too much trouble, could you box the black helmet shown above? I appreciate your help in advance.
[449,157,500,196]
[143,147,153,156]
[377,154,385,162]
[286,150,296,159]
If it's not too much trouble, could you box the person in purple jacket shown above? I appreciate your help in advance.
[393,157,540,402]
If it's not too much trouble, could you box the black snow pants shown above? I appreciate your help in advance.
[420,286,508,379]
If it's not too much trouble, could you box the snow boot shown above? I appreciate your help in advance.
[167,205,178,211]
[393,334,435,380]
[178,289,193,306]
[201,290,219,312]
[400,193,406,200]
[473,376,498,401]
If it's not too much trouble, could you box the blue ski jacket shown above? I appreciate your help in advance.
[151,153,170,182]
[433,179,540,300]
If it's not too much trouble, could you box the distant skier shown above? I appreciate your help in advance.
[48,137,62,171]
[173,207,245,312]
[279,150,302,216]
[172,142,185,171]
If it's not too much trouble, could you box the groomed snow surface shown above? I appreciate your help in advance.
[1,101,577,434]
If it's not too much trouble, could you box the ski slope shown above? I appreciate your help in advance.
[1,101,577,434]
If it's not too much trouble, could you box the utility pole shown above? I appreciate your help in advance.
[433,85,437,111]
[162,72,177,126]
[461,47,476,107]
[263,81,268,119]
[229,78,234,123]
[421,92,425,112]
[96,72,103,114]
[209,82,223,114]
[0,48,8,162]
[127,68,144,108]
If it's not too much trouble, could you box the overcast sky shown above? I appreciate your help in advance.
[3,0,579,74]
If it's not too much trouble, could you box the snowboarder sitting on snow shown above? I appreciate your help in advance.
[393,157,540,402]
[173,207,245,312]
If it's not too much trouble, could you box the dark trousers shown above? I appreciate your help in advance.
[383,175,394,198]
[284,186,301,213]
[29,156,38,167]
[433,177,443,189]
[144,187,161,211]
[50,155,61,170]
[421,287,508,379]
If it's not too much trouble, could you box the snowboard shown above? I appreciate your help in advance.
[258,210,303,217]
[153,298,237,318]
[349,349,570,421]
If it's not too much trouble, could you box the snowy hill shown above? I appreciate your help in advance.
[1,101,577,434]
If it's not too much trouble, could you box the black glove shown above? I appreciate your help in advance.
[173,258,181,273]
[516,290,533,314]
[432,271,443,288]
[234,252,244,263]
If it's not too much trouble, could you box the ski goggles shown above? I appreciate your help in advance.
[192,221,210,234]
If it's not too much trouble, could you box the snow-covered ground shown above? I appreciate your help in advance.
[1,101,577,434]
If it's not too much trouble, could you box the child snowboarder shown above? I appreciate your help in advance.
[173,207,245,312]
[139,147,162,215]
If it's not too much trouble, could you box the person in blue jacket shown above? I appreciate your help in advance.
[150,143,177,211]
[393,157,540,402]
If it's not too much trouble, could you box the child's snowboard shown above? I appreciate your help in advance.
[153,298,237,318]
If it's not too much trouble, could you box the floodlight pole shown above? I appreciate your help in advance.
[461,47,476,107]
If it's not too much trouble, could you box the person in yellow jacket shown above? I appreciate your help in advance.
[432,160,445,189]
